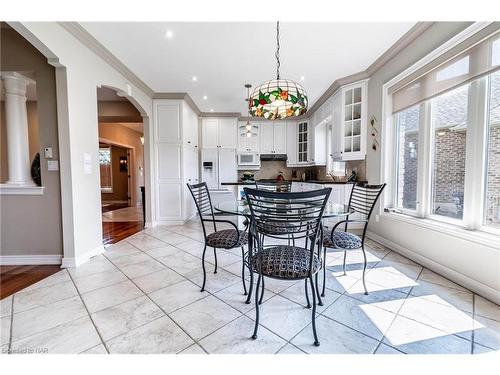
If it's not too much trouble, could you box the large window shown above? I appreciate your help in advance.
[395,105,420,211]
[387,28,500,233]
[430,84,469,220]
[485,71,500,229]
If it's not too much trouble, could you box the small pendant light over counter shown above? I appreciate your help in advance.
[249,21,308,120]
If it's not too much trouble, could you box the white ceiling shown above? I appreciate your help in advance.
[81,22,415,113]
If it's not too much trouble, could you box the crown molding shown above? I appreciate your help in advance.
[201,112,241,118]
[306,22,434,118]
[153,92,201,115]
[58,22,154,97]
[366,22,435,76]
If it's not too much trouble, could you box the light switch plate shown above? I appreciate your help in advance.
[47,160,59,171]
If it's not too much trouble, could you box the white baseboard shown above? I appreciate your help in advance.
[366,231,500,305]
[61,245,105,268]
[0,255,62,265]
[152,220,187,226]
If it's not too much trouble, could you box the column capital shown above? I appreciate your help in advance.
[1,72,35,96]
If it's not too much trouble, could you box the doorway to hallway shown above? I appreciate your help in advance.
[97,87,146,244]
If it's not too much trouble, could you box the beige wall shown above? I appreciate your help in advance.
[98,122,144,206]
[0,26,63,257]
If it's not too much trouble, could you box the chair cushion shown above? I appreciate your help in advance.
[251,245,320,279]
[206,229,248,249]
[323,229,362,249]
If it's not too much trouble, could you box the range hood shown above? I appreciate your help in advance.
[260,154,288,161]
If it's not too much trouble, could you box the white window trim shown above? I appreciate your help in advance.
[380,22,500,239]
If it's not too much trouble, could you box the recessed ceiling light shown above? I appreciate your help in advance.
[203,95,208,100]
[192,76,198,82]
[165,30,174,39]
[300,76,305,81]
[210,109,214,112]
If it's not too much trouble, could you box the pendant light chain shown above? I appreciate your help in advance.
[275,21,280,80]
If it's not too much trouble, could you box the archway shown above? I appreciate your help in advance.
[96,85,151,245]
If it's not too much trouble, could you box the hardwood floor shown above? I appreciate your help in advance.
[101,202,128,213]
[102,221,144,245]
[0,265,62,299]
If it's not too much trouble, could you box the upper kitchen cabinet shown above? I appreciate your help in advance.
[202,117,238,149]
[182,104,199,148]
[237,121,260,152]
[273,121,287,154]
[287,119,326,167]
[259,121,287,154]
[331,80,367,161]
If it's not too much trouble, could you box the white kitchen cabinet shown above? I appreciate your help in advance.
[153,99,200,224]
[237,121,260,152]
[202,117,238,149]
[259,121,287,154]
[259,123,274,153]
[286,121,297,165]
[202,118,219,148]
[273,122,287,154]
[219,118,238,148]
[182,103,199,148]
[331,80,367,161]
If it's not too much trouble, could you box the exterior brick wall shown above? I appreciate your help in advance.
[431,129,467,217]
[486,125,500,227]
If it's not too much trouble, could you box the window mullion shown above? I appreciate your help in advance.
[417,101,432,218]
[463,77,489,229]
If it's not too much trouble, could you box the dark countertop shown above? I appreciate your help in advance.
[221,180,364,186]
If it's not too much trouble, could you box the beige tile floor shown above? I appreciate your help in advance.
[1,219,499,354]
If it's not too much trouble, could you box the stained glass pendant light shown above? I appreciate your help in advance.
[249,21,308,120]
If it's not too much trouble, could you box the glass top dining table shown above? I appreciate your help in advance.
[214,200,354,218]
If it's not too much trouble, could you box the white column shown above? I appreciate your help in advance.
[2,72,35,186]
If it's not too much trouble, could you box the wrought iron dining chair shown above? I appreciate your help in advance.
[187,182,249,293]
[320,182,386,296]
[255,180,292,192]
[244,187,331,347]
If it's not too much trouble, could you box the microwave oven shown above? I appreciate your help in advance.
[237,152,260,167]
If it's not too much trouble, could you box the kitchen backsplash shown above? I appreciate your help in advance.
[238,159,366,181]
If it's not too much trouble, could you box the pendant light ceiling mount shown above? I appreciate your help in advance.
[249,21,308,120]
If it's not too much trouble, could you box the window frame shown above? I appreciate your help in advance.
[381,22,500,238]
[99,145,113,194]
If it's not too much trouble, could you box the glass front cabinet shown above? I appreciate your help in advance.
[331,80,367,161]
